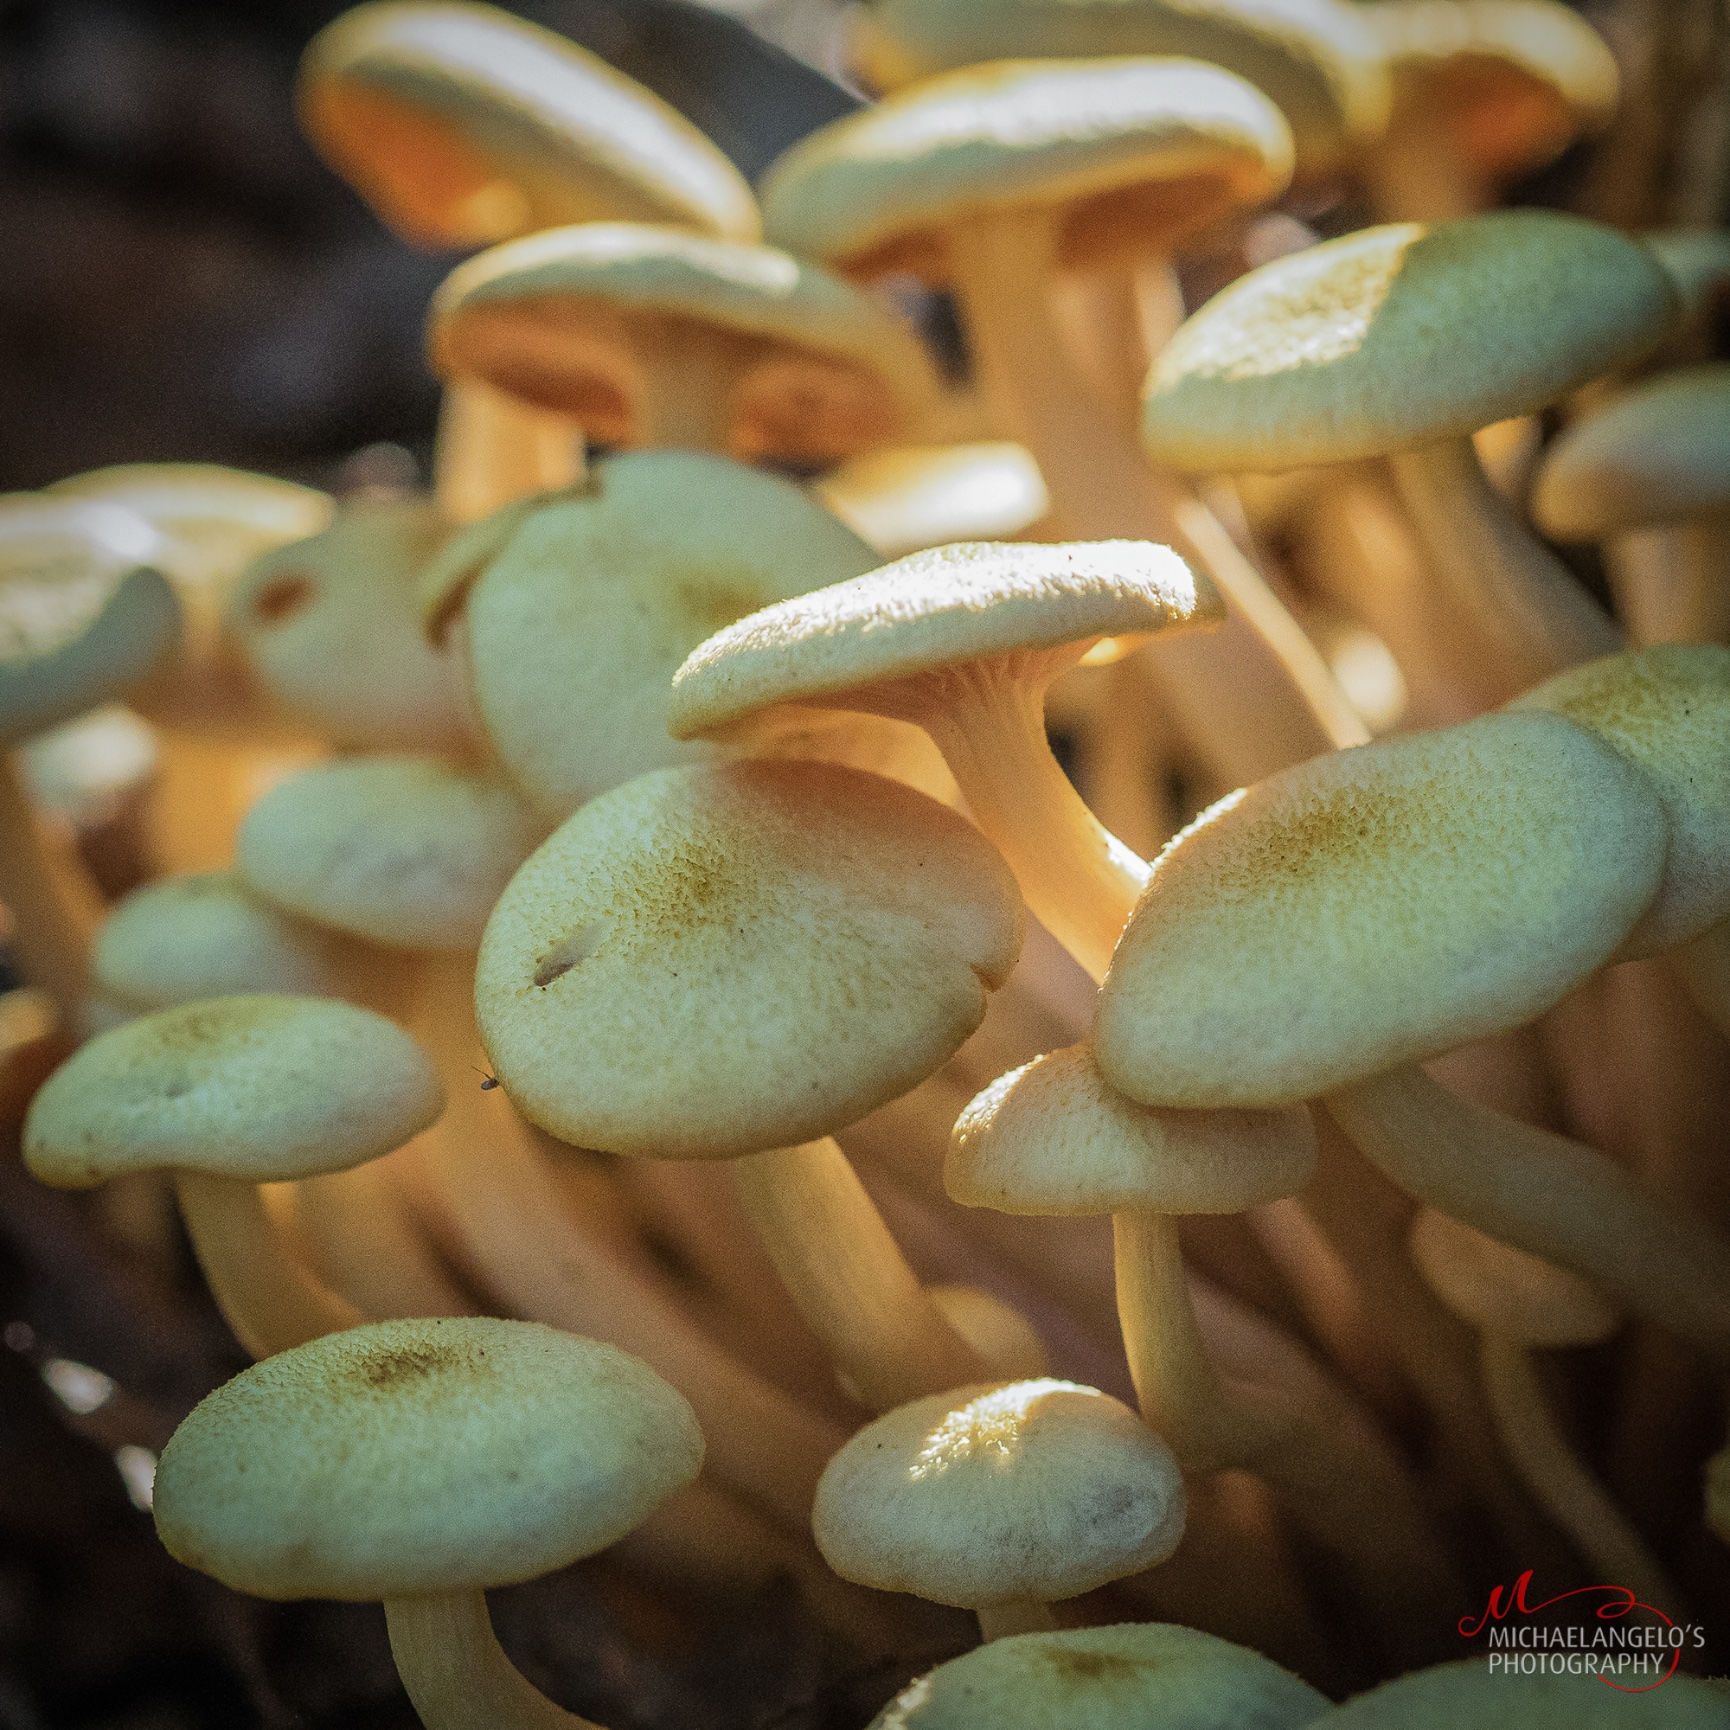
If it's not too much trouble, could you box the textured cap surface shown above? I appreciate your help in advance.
[866,1622,1327,1730]
[813,1379,1185,1608]
[24,995,444,1186]
[154,1316,703,1600]
[298,1,758,247]
[475,760,1022,1158]
[1094,712,1668,1107]
[949,1042,1315,1215]
[237,755,541,951]
[670,540,1216,741]
[1144,212,1678,471]
[762,58,1294,277]
[1322,1659,1728,1724]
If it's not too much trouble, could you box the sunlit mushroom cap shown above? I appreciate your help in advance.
[154,1316,704,1600]
[761,59,1295,281]
[475,760,1022,1158]
[1512,646,1730,955]
[0,497,181,746]
[23,994,444,1187]
[1409,1208,1621,1346]
[866,1622,1327,1730]
[949,1042,1315,1216]
[847,0,1386,182]
[1643,229,1730,320]
[431,223,940,463]
[816,443,1050,559]
[1143,212,1678,473]
[298,1,759,249]
[669,540,1217,743]
[813,1379,1185,1608]
[1367,2,1619,182]
[1094,712,1668,1108]
[1531,367,1730,540]
[1321,1658,1728,1724]
[226,499,469,752]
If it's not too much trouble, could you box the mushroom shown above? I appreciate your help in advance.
[812,1378,1186,1640]
[23,994,444,1357]
[1318,1658,1729,1723]
[816,442,1050,559]
[153,1316,703,1730]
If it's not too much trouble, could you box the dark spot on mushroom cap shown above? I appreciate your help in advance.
[252,573,317,626]
[672,574,774,638]
[534,919,610,988]
[1037,1648,1150,1684]
[353,1340,483,1391]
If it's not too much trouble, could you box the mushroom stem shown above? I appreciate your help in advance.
[640,327,746,453]
[385,1590,602,1730]
[0,751,99,1026]
[1478,1330,1683,1612]
[975,1598,1058,1642]
[731,1136,989,1411]
[1387,434,1622,696]
[435,379,585,525]
[174,1169,364,1359]
[1324,1064,1730,1364]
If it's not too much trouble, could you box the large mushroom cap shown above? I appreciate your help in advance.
[237,755,541,952]
[813,1379,1185,1608]
[1143,212,1679,473]
[949,1042,1316,1216]
[154,1316,704,1600]
[849,0,1386,182]
[1093,712,1668,1108]
[23,995,444,1186]
[430,222,940,462]
[866,1622,1327,1729]
[1321,1658,1728,1724]
[762,58,1295,280]
[298,0,759,248]
[475,759,1022,1159]
[1531,365,1730,540]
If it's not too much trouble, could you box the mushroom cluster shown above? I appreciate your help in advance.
[7,0,1730,1721]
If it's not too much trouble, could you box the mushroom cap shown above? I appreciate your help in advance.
[1408,1208,1621,1346]
[761,58,1295,281]
[1142,212,1679,473]
[297,0,758,249]
[0,497,181,746]
[437,453,885,820]
[815,443,1051,559]
[23,995,444,1187]
[669,540,1218,743]
[1530,366,1730,540]
[430,222,940,462]
[1512,646,1730,956]
[1322,1659,1728,1724]
[848,0,1387,182]
[226,499,470,752]
[865,1622,1327,1730]
[237,755,541,953]
[949,1042,1316,1216]
[1367,1,1619,181]
[1093,712,1668,1108]
[154,1316,704,1601]
[1643,228,1730,319]
[813,1379,1185,1609]
[475,759,1023,1159]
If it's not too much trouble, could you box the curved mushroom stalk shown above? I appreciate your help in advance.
[0,753,100,1024]
[434,380,584,526]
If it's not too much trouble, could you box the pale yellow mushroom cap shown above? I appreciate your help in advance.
[226,499,469,752]
[848,0,1387,182]
[1367,2,1619,182]
[1512,647,1730,956]
[23,995,444,1187]
[430,223,940,462]
[0,497,181,745]
[866,1622,1328,1730]
[813,1379,1185,1609]
[669,540,1217,743]
[816,443,1051,559]
[1143,212,1678,473]
[475,759,1023,1158]
[237,755,541,952]
[430,453,886,821]
[1322,1659,1728,1724]
[1531,367,1730,540]
[949,1042,1315,1216]
[154,1317,703,1600]
[1409,1208,1621,1346]
[298,1,758,248]
[761,58,1294,282]
[1093,712,1668,1108]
